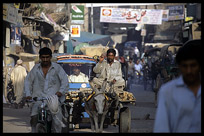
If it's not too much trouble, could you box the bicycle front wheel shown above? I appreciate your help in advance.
[36,123,47,133]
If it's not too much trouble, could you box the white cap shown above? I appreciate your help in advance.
[17,59,23,65]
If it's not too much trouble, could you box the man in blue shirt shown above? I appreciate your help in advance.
[154,40,201,133]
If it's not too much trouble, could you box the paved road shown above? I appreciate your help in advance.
[3,105,31,133]
[3,82,156,133]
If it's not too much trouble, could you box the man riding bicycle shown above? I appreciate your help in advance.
[24,47,68,133]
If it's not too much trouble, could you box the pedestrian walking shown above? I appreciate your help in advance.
[134,59,143,83]
[134,46,140,59]
[24,47,68,133]
[10,59,27,108]
[154,40,201,133]
[127,58,135,78]
[119,56,128,84]
[127,58,135,90]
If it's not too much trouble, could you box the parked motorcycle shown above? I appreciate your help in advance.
[7,80,26,108]
[7,80,15,104]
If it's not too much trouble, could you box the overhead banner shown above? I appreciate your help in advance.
[100,8,163,25]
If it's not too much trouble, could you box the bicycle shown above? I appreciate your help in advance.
[27,97,52,133]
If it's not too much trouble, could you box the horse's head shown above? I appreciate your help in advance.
[94,90,105,115]
[89,79,109,115]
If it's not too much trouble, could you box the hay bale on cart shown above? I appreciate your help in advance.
[80,45,109,57]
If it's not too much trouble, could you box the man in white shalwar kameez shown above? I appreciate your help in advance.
[92,49,125,92]
[69,67,89,83]
[11,59,27,106]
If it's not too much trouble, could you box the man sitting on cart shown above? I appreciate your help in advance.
[69,67,89,83]
[92,48,125,93]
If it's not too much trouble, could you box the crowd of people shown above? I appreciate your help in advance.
[120,50,152,91]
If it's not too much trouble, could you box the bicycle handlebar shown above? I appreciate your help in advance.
[26,97,47,103]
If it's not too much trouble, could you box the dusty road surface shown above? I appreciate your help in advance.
[3,105,31,133]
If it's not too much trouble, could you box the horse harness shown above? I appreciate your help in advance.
[85,91,110,111]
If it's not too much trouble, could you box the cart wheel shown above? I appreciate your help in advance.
[119,107,131,133]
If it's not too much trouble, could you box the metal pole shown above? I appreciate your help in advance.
[66,3,73,54]
[141,25,145,55]
[91,3,94,34]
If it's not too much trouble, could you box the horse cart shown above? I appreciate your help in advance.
[57,55,136,133]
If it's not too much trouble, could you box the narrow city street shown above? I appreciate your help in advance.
[3,3,200,134]
[3,82,156,133]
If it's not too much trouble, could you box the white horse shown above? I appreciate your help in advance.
[84,80,110,133]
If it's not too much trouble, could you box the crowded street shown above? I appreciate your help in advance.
[3,3,201,133]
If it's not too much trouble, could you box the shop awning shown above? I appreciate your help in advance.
[71,31,114,46]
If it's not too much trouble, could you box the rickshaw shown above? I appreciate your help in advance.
[57,55,136,133]
[56,55,96,130]
[153,43,183,107]
[143,47,162,91]
[159,43,183,81]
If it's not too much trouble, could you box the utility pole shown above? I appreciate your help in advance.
[141,5,148,55]
[141,25,145,54]
[91,3,94,34]
[65,3,73,54]
[65,3,71,29]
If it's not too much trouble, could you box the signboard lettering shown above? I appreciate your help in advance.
[100,8,163,25]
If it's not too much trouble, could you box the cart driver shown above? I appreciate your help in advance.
[69,67,89,83]
[91,48,125,126]
[91,48,125,93]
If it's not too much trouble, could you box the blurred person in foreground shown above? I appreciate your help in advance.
[11,59,27,108]
[154,40,201,133]
[24,47,68,133]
